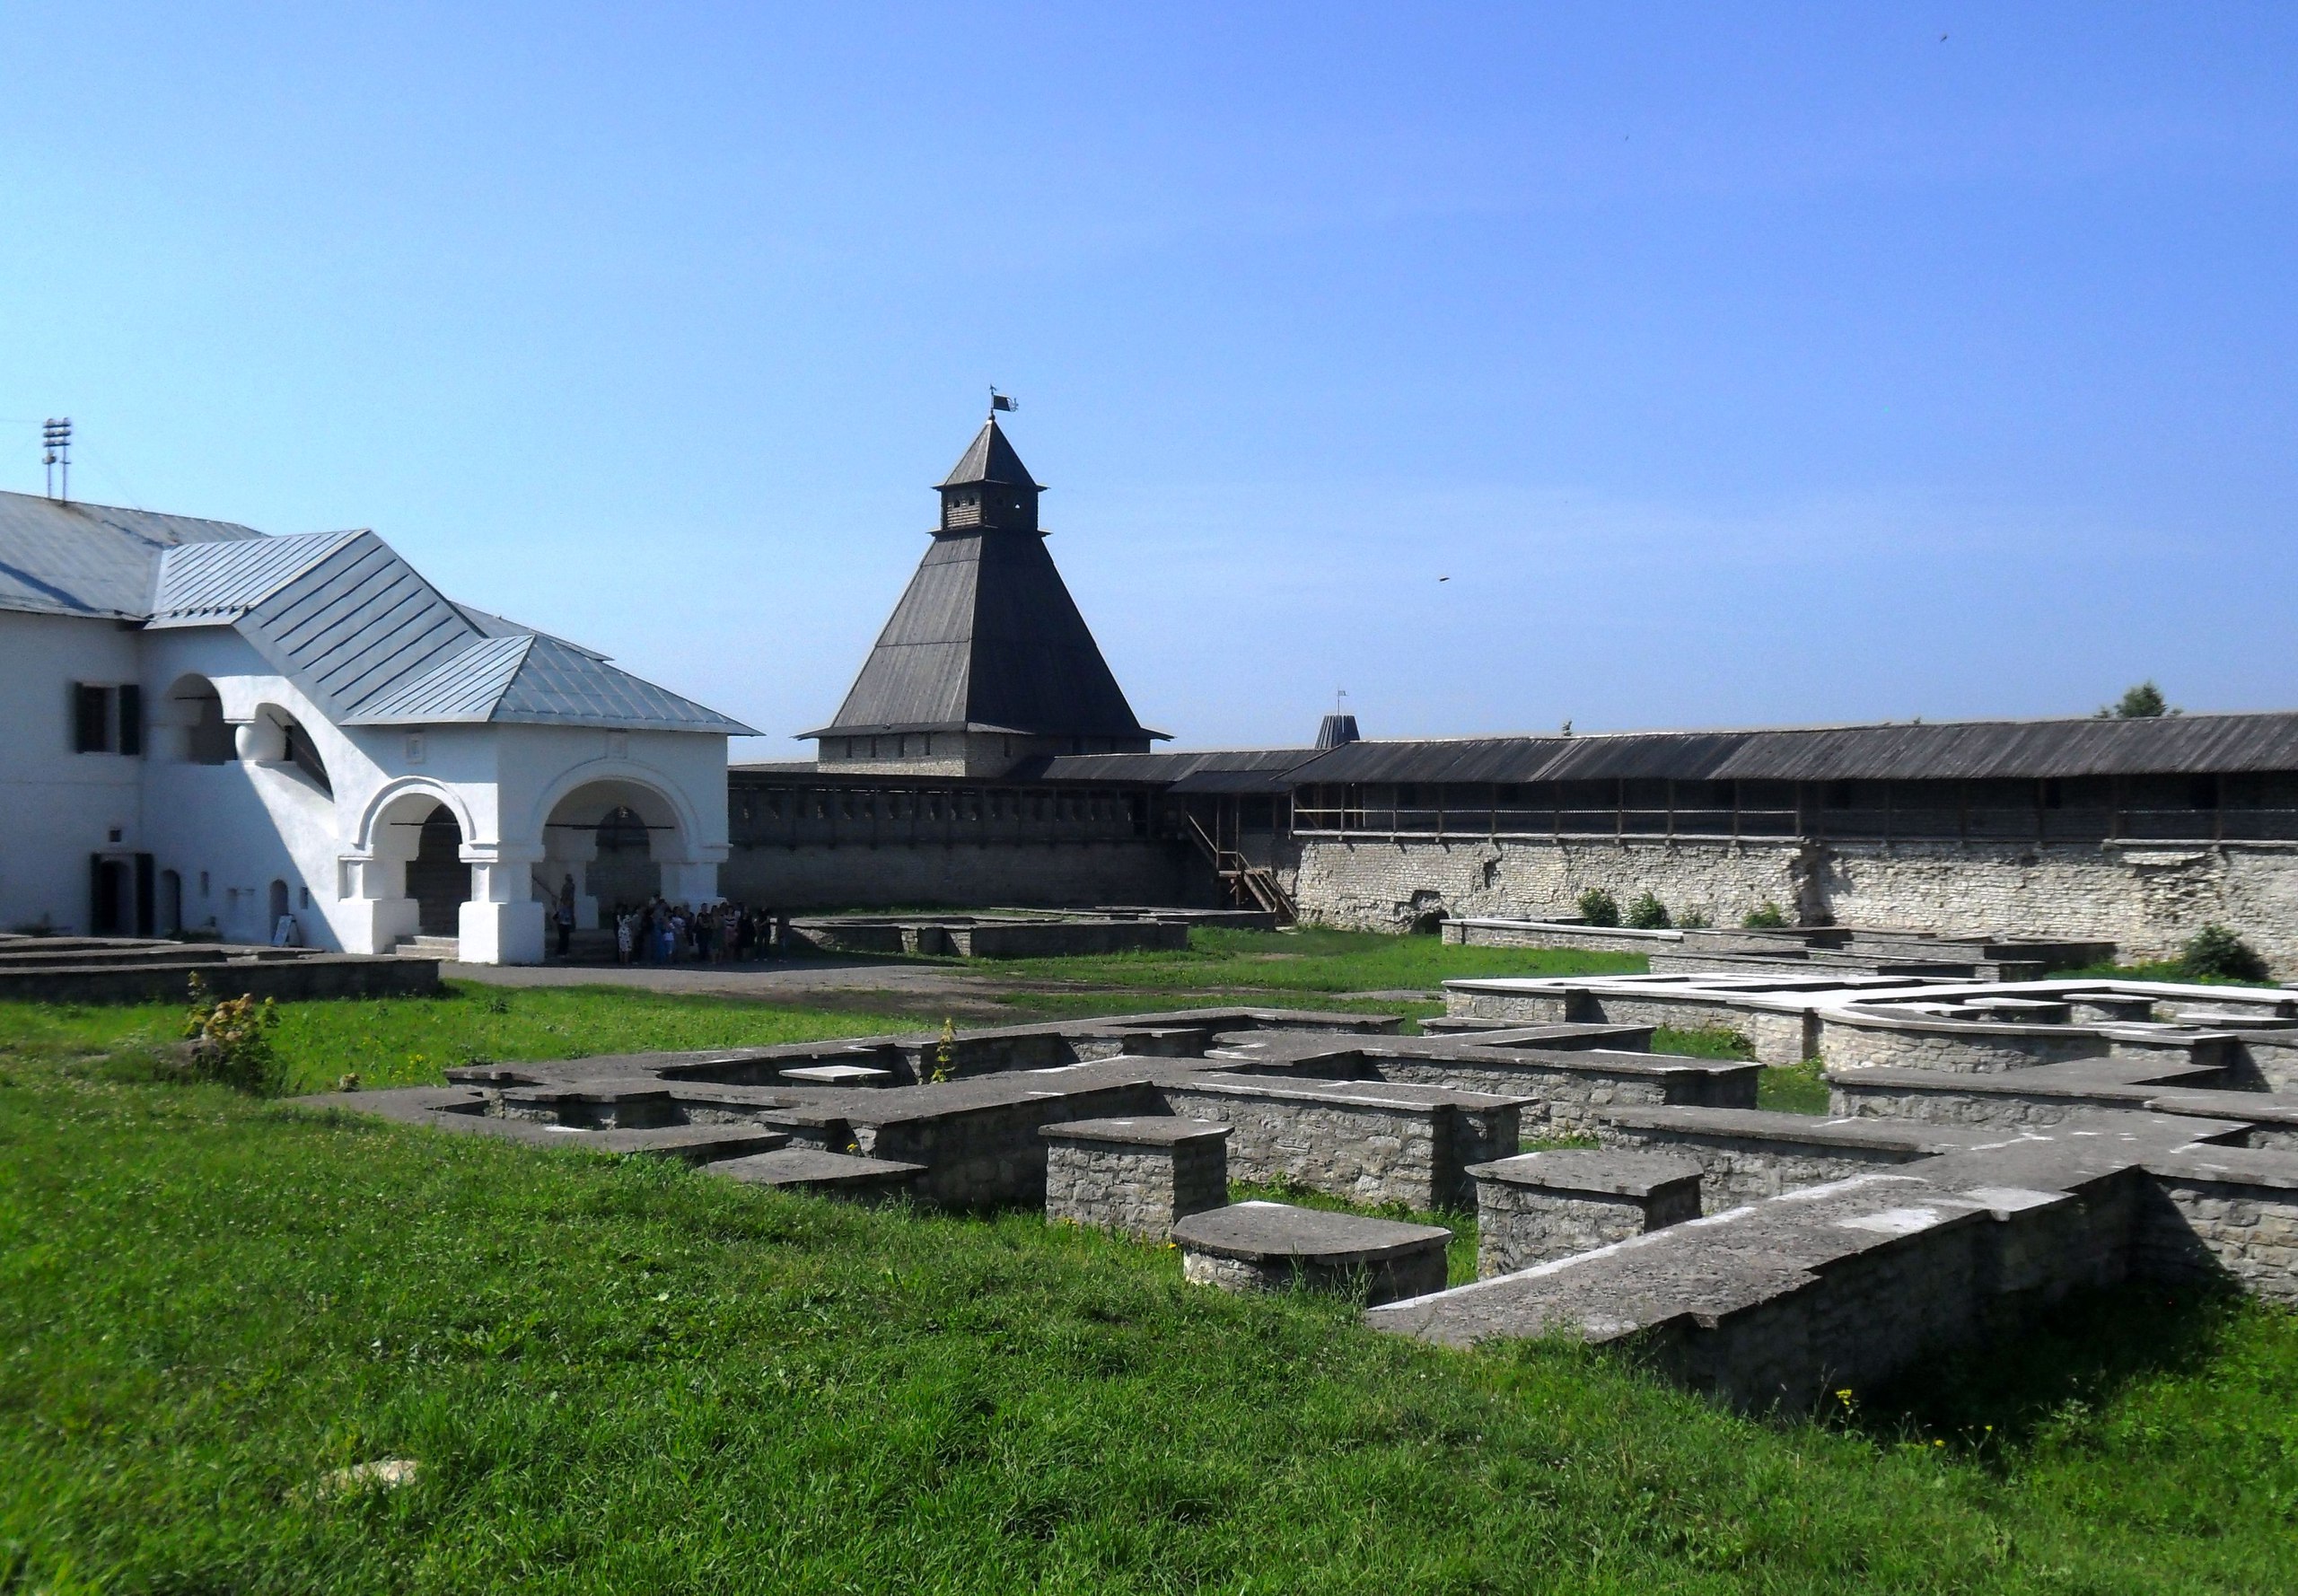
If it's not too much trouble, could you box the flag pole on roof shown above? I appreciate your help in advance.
[988,387,1017,416]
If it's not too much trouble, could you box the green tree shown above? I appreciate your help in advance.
[2098,680,2176,719]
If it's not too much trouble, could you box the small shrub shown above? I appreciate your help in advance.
[1576,888,1619,927]
[2180,925,2270,983]
[180,973,286,1095]
[1625,891,1671,930]
[929,1016,956,1083]
[1674,906,1714,929]
[1743,901,1789,929]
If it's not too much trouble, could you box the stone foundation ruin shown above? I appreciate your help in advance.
[299,956,2298,1411]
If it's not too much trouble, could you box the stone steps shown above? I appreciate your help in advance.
[393,934,460,960]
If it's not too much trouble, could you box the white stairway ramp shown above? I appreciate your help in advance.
[391,934,461,960]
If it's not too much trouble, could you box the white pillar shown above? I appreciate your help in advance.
[335,854,418,954]
[458,845,547,964]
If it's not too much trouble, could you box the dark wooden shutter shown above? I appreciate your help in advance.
[74,684,111,752]
[135,855,156,937]
[117,684,144,755]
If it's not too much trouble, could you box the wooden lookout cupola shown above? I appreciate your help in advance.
[803,408,1166,778]
[937,414,1042,533]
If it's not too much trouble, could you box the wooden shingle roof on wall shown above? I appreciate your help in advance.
[1284,712,2298,786]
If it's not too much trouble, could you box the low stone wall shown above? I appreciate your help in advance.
[1158,1076,1518,1210]
[0,951,441,1006]
[1814,1012,2103,1074]
[1471,1151,1703,1276]
[1597,1112,1934,1207]
[858,1081,1161,1208]
[1042,1119,1231,1241]
[1332,1049,1759,1135]
[1443,919,1681,955]
[2138,1149,2298,1306]
[1445,983,1813,1065]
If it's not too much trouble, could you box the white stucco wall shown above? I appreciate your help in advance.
[0,611,146,934]
[3,612,732,962]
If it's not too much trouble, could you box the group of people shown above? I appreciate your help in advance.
[608,898,787,966]
[542,875,790,965]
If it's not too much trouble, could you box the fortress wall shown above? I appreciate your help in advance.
[1293,835,2298,970]
[718,837,1209,912]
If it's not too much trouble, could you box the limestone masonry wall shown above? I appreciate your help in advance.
[2140,1175,2298,1307]
[1597,1126,1924,1207]
[1294,836,2298,969]
[1043,1139,1227,1241]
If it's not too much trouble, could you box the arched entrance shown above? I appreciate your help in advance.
[586,805,661,911]
[538,778,698,934]
[405,806,471,936]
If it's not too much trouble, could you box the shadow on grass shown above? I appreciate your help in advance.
[1854,1282,2244,1457]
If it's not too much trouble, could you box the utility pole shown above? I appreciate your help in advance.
[42,417,70,501]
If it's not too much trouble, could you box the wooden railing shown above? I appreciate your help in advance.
[1184,816,1296,923]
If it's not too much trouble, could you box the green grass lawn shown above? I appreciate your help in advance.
[965,925,1648,997]
[0,984,936,1095]
[3,1047,2295,1592]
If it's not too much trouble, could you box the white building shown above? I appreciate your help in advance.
[0,490,754,963]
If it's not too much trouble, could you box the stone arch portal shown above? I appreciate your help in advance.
[540,776,712,933]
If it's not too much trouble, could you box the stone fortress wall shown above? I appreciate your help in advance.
[1288,834,2298,969]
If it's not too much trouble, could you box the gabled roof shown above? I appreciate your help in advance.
[1,487,752,736]
[348,633,753,732]
[937,416,1041,489]
[0,489,264,619]
[805,524,1162,741]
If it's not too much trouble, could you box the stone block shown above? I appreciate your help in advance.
[1172,1201,1452,1306]
[779,1064,896,1088]
[1040,1117,1232,1240]
[704,1147,923,1202]
[1469,1150,1704,1276]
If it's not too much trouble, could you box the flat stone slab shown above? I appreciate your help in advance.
[1039,1116,1232,1147]
[705,1147,923,1197]
[1171,1200,1451,1267]
[1470,1149,1705,1197]
[1173,1201,1452,1306]
[291,1090,791,1163]
[779,1064,897,1087]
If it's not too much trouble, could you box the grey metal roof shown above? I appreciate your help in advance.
[807,526,1162,742]
[0,489,264,619]
[937,416,1041,488]
[350,634,756,733]
[4,487,750,735]
[1284,712,2298,785]
[146,528,367,622]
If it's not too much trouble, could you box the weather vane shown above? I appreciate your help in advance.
[988,387,1017,417]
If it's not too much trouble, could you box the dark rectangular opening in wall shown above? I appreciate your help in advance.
[117,685,143,756]
[74,684,110,753]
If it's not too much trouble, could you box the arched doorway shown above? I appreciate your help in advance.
[587,805,661,910]
[404,806,470,935]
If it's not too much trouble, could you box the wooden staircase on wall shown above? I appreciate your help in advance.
[1184,816,1296,925]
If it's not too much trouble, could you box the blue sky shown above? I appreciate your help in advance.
[4,4,2294,753]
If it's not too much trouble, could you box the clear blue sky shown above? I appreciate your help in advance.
[4,4,2294,754]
